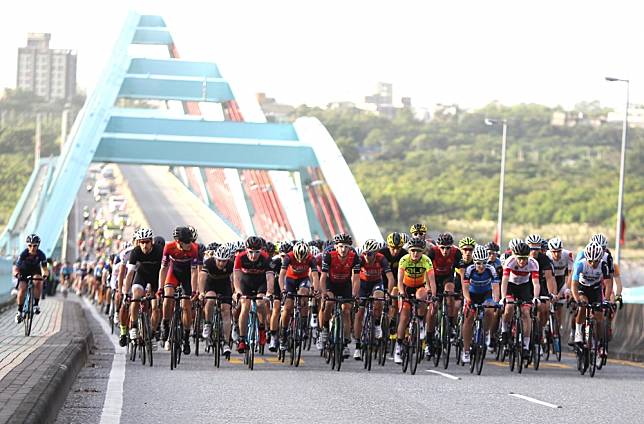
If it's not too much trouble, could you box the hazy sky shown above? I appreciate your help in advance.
[1,0,641,110]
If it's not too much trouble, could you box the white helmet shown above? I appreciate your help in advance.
[472,245,488,262]
[134,227,154,241]
[508,238,523,251]
[362,239,380,253]
[214,245,231,261]
[584,242,604,261]
[590,234,608,249]
[548,237,563,250]
[525,234,542,245]
[310,246,320,256]
[293,241,309,262]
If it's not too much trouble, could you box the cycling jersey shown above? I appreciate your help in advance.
[321,249,360,284]
[234,250,273,293]
[282,252,317,280]
[502,256,539,285]
[359,253,390,283]
[464,263,499,294]
[533,252,554,286]
[547,249,573,277]
[162,241,200,289]
[269,255,282,296]
[128,244,163,286]
[575,249,614,276]
[378,247,407,283]
[427,245,461,278]
[488,257,503,279]
[202,257,234,303]
[398,254,433,288]
[572,259,609,287]
[15,248,47,278]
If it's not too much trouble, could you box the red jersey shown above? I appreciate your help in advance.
[359,253,390,282]
[321,249,360,284]
[427,245,461,277]
[282,252,318,279]
[162,241,200,284]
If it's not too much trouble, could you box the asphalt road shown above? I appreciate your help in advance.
[56,297,644,424]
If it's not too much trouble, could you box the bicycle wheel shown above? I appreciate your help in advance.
[441,313,451,369]
[213,311,221,368]
[109,299,115,335]
[24,288,34,337]
[470,324,479,374]
[401,340,410,373]
[169,318,177,370]
[589,324,597,377]
[532,321,541,371]
[378,314,389,366]
[139,317,146,366]
[476,340,487,375]
[516,320,524,374]
[295,315,304,367]
[366,311,375,371]
[335,313,344,371]
[193,304,203,357]
[508,341,516,372]
[248,313,257,370]
[410,319,421,375]
[145,314,154,367]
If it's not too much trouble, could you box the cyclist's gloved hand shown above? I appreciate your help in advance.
[532,297,540,305]
[616,295,623,309]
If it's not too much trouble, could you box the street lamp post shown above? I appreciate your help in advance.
[605,77,629,265]
[485,118,508,250]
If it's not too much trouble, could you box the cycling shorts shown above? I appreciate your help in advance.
[578,284,603,304]
[204,277,233,305]
[240,279,267,296]
[285,277,311,295]
[327,281,352,299]
[358,280,384,303]
[506,282,532,304]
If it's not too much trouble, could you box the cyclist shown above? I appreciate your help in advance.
[409,223,434,250]
[485,241,503,351]
[123,228,163,349]
[461,245,500,363]
[571,242,611,344]
[353,239,393,359]
[427,232,462,351]
[546,237,573,330]
[319,233,360,358]
[199,244,234,358]
[60,260,73,296]
[500,241,540,359]
[14,234,48,323]
[117,240,136,347]
[278,241,319,352]
[233,236,274,354]
[525,234,557,338]
[395,237,436,364]
[267,242,287,351]
[159,226,201,355]
[378,232,407,336]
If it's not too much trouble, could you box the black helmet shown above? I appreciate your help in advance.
[245,236,263,250]
[436,233,454,246]
[173,226,193,244]
[206,242,220,252]
[512,241,530,257]
[26,234,41,245]
[408,237,426,250]
[386,232,403,248]
[485,241,499,252]
[187,225,198,242]
[333,233,353,245]
[153,236,166,248]
[265,241,276,256]
[279,241,293,254]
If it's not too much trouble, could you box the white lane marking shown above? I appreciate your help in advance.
[82,298,126,424]
[509,393,561,409]
[426,369,461,380]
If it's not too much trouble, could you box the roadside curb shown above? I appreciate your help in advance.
[11,301,94,424]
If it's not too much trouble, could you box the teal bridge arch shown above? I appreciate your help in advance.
[0,12,382,257]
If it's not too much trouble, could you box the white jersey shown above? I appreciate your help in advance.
[502,256,540,285]
[546,249,573,277]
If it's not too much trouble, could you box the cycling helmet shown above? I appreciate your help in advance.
[293,241,309,261]
[186,225,198,242]
[548,237,563,250]
[362,239,380,253]
[508,238,523,251]
[511,241,530,257]
[584,242,604,261]
[26,234,40,245]
[333,233,353,245]
[590,233,608,249]
[436,233,454,247]
[134,227,154,241]
[265,241,276,256]
[279,241,293,254]
[386,232,404,249]
[409,223,427,236]
[310,246,320,256]
[154,236,166,248]
[485,241,500,252]
[400,233,411,245]
[472,245,488,262]
[245,236,263,250]
[173,226,193,244]
[525,234,542,245]
[233,240,246,252]
[541,239,549,251]
[214,245,231,260]
[459,237,476,249]
[206,242,220,252]
[408,237,426,250]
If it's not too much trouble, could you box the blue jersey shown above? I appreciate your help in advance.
[464,263,499,293]
[572,259,609,287]
[575,249,614,275]
[16,248,47,277]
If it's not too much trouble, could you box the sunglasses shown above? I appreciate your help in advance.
[410,249,423,253]
[462,248,474,252]
[516,256,529,260]
[248,249,261,254]
[411,232,425,237]
[550,249,562,253]
[365,251,375,256]
[474,261,486,266]
[28,244,39,248]
[439,246,451,251]
[139,239,152,245]
[588,259,600,265]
